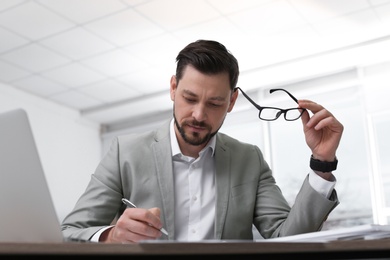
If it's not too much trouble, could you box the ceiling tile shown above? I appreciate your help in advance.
[81,49,149,77]
[37,0,127,24]
[121,0,150,6]
[230,25,321,70]
[1,44,70,72]
[228,0,307,36]
[0,0,26,12]
[11,75,69,96]
[0,27,29,53]
[313,9,385,43]
[374,3,390,25]
[40,27,116,60]
[0,1,74,40]
[225,39,270,72]
[135,0,220,31]
[41,62,107,88]
[370,0,390,5]
[123,34,185,67]
[0,60,30,82]
[84,8,165,46]
[50,90,103,109]
[78,79,140,103]
[207,0,273,14]
[172,17,247,47]
[291,0,370,23]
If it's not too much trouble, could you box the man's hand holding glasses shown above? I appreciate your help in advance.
[236,87,344,180]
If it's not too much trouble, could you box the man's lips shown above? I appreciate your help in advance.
[186,124,206,133]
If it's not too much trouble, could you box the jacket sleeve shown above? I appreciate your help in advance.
[61,137,125,241]
[258,174,339,238]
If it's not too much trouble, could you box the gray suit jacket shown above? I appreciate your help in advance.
[61,120,339,241]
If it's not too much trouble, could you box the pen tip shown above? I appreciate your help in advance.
[161,228,169,236]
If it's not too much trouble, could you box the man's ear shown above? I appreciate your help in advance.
[170,75,177,101]
[227,88,239,112]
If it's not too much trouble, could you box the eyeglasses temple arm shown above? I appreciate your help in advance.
[269,88,299,104]
[235,87,262,110]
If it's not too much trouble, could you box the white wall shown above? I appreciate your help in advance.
[0,84,101,222]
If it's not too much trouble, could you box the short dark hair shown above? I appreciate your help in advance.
[175,40,239,90]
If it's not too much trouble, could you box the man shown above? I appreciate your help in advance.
[61,40,343,243]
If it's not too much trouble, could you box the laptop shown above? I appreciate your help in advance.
[0,108,64,243]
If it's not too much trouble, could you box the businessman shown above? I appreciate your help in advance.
[61,39,344,243]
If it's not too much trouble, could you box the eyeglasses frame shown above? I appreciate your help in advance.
[235,87,306,121]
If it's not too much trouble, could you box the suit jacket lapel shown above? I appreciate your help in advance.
[151,121,175,239]
[151,123,232,240]
[214,135,231,239]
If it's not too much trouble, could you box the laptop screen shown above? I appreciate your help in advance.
[0,108,64,243]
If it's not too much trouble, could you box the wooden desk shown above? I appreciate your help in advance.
[0,239,390,259]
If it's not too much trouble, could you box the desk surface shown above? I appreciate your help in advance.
[1,239,390,259]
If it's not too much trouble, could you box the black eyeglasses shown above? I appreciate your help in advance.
[235,87,306,121]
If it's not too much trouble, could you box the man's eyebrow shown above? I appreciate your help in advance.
[183,89,227,101]
[209,96,226,102]
[183,89,196,97]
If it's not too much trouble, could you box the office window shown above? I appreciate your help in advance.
[378,117,390,208]
[369,111,390,224]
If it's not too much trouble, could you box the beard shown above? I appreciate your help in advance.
[173,113,218,146]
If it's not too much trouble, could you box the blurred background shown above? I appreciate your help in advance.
[0,0,389,233]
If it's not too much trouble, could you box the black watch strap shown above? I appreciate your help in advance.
[310,155,338,172]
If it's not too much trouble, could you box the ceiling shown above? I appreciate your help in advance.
[1,0,390,127]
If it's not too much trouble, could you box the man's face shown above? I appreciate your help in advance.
[170,65,238,147]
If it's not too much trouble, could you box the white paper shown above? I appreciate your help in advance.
[259,224,390,242]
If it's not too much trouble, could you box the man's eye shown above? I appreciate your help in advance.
[184,97,196,103]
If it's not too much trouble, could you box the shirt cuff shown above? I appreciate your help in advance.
[308,170,336,199]
[90,225,113,242]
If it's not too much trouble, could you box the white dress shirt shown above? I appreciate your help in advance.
[170,120,216,241]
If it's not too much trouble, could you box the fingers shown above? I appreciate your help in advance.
[299,106,310,126]
[298,99,344,161]
[307,108,332,130]
[298,100,323,127]
[109,208,163,243]
[298,100,343,131]
[148,207,161,219]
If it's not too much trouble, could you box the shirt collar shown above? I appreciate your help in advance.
[170,119,216,157]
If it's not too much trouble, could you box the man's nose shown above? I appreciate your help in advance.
[192,104,207,121]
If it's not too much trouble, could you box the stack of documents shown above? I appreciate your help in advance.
[261,224,390,242]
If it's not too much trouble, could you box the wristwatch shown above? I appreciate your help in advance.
[310,155,338,172]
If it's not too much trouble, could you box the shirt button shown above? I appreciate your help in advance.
[191,229,196,234]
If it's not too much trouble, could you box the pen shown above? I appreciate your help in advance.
[121,198,169,236]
